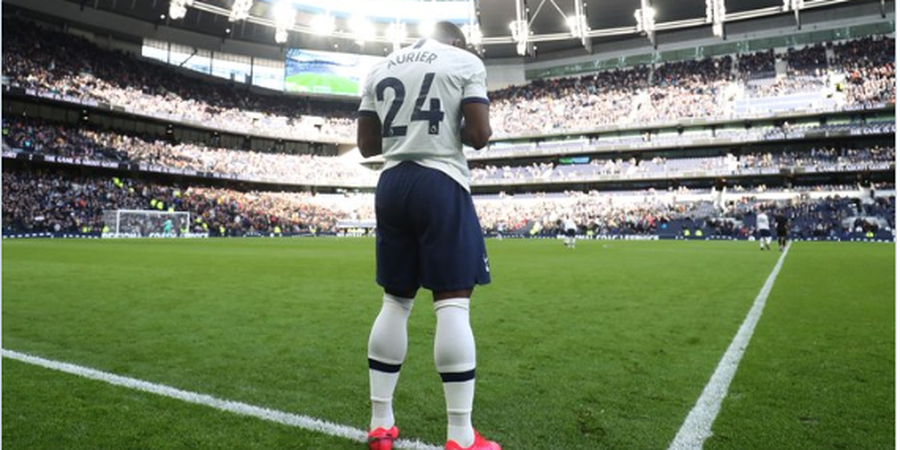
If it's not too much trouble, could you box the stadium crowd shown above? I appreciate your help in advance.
[2,167,893,241]
[2,118,378,186]
[487,40,894,137]
[1,169,365,236]
[831,36,896,107]
[469,145,894,183]
[3,16,894,141]
[6,116,890,187]
[2,18,358,142]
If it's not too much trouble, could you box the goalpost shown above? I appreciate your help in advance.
[102,209,192,238]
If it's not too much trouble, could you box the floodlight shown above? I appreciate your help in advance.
[509,20,528,41]
[635,0,657,47]
[566,15,587,38]
[463,24,482,45]
[706,0,726,36]
[168,0,193,20]
[272,2,295,43]
[712,22,724,37]
[516,40,528,56]
[635,5,655,33]
[275,28,289,43]
[229,0,254,22]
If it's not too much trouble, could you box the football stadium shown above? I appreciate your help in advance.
[1,0,895,449]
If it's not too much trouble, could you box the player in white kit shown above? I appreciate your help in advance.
[563,217,577,249]
[357,22,501,450]
[756,209,772,250]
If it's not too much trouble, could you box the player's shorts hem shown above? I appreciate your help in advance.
[377,280,491,293]
[422,280,491,292]
[376,280,421,295]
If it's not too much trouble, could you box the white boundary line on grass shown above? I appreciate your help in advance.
[667,242,792,450]
[1,349,442,450]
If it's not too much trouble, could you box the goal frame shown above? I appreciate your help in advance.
[103,209,192,238]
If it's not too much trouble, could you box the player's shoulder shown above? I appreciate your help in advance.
[362,58,388,86]
[367,57,390,76]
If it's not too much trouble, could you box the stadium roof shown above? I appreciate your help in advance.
[50,0,886,58]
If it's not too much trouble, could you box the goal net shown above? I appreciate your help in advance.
[102,209,191,238]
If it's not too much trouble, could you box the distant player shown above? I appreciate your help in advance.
[774,210,789,251]
[563,217,577,249]
[756,208,771,250]
[357,22,500,450]
[163,218,174,237]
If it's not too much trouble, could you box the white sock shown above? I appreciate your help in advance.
[434,298,476,447]
[368,293,414,431]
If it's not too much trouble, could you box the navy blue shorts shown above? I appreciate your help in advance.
[375,162,490,293]
[759,229,771,238]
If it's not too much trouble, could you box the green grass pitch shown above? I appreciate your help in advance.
[285,73,359,95]
[2,238,894,449]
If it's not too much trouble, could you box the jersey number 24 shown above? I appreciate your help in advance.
[376,72,445,138]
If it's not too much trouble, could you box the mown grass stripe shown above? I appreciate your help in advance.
[1,349,442,450]
[667,242,792,450]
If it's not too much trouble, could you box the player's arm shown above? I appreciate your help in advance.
[461,101,491,150]
[357,111,382,158]
[460,56,492,150]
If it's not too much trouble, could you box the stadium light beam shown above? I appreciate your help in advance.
[418,20,435,38]
[783,0,804,28]
[275,28,289,43]
[311,13,335,35]
[272,1,296,44]
[567,0,590,51]
[349,15,375,44]
[229,0,254,22]
[705,0,726,38]
[386,21,407,51]
[635,0,656,48]
[511,0,531,56]
[168,0,193,20]
[463,23,483,46]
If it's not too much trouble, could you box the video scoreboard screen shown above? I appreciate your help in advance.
[284,49,383,96]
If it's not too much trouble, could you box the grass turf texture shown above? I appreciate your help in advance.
[285,73,359,95]
[2,239,894,449]
[707,242,895,450]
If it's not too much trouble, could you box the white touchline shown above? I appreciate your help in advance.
[667,242,792,450]
[1,349,442,450]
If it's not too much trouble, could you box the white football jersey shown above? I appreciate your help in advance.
[756,212,770,230]
[359,38,489,191]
